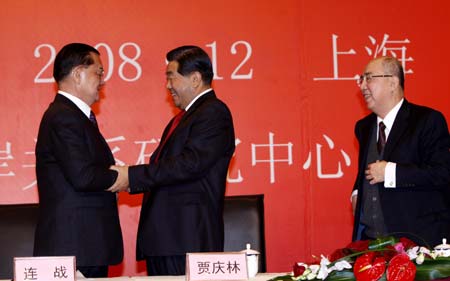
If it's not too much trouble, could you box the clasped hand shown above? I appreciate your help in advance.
[107,165,130,192]
[365,160,386,185]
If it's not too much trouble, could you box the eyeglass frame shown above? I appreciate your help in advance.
[357,73,393,86]
[73,64,105,80]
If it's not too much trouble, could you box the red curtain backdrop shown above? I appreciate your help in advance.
[1,0,449,276]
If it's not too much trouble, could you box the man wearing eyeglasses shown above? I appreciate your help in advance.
[351,56,450,246]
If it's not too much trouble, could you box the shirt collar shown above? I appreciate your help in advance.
[377,98,404,138]
[58,90,92,118]
[185,88,212,111]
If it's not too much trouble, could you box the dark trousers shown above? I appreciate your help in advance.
[360,227,376,240]
[77,266,108,278]
[146,255,186,276]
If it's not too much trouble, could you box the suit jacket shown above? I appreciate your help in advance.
[352,99,450,246]
[129,91,235,258]
[34,94,123,266]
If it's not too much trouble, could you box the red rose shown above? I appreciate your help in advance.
[329,248,351,262]
[293,263,306,277]
[353,252,386,281]
[386,254,416,281]
[346,240,370,252]
[399,237,417,251]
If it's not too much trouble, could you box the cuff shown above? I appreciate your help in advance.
[384,161,396,188]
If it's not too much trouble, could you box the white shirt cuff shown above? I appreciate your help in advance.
[384,162,396,188]
[350,190,358,202]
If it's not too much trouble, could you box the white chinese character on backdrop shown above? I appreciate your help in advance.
[227,138,243,183]
[314,33,414,82]
[21,138,37,190]
[106,136,126,165]
[365,34,413,74]
[0,141,14,176]
[303,134,351,179]
[134,138,159,164]
[251,132,293,184]
[313,34,358,81]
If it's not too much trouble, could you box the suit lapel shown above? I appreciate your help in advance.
[54,95,92,126]
[166,91,215,139]
[383,100,410,159]
[172,91,215,139]
[150,91,216,163]
[360,114,377,160]
[150,123,171,163]
[54,94,115,164]
[180,91,215,122]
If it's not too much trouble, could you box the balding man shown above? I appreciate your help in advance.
[351,56,450,246]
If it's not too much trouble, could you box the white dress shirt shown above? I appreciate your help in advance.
[379,98,404,188]
[58,90,92,119]
[185,88,213,111]
[351,99,404,200]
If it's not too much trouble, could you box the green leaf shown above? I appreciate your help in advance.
[415,257,450,281]
[324,270,355,281]
[268,274,294,281]
[368,236,398,250]
[324,270,388,281]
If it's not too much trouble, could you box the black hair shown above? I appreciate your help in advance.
[53,43,99,83]
[166,45,213,85]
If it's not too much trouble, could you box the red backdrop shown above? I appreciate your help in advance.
[1,0,449,276]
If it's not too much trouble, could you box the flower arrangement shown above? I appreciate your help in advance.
[270,237,450,281]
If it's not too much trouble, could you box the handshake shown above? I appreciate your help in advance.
[107,165,130,192]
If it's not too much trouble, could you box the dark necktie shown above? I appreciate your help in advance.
[89,111,98,127]
[153,110,186,163]
[377,121,386,154]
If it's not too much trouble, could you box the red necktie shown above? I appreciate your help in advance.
[153,110,185,163]
[377,121,386,154]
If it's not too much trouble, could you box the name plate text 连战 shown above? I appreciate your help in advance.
[186,252,248,281]
[14,256,75,281]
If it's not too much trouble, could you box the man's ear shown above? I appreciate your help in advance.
[391,76,400,89]
[71,66,82,84]
[190,71,202,88]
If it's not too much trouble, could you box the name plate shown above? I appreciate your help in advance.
[14,256,75,281]
[186,252,248,281]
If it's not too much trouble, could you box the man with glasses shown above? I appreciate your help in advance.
[351,56,450,246]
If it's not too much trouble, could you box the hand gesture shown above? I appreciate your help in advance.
[107,165,130,192]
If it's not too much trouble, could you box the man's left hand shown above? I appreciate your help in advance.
[365,160,387,185]
[107,165,130,192]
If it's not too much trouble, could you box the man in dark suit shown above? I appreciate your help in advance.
[34,43,123,278]
[351,56,450,247]
[109,45,235,275]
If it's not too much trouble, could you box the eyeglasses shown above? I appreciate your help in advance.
[95,68,105,79]
[357,74,393,86]
[75,65,104,79]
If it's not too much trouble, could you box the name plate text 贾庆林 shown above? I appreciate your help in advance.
[14,256,75,281]
[186,252,248,281]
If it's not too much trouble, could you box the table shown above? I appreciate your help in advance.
[85,273,282,281]
[1,272,285,281]
[138,273,281,281]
